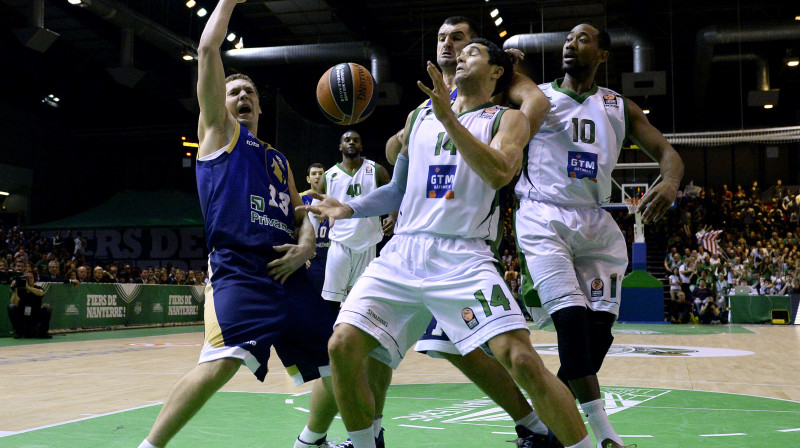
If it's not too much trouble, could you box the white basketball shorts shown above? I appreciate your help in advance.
[321,240,376,302]
[515,199,628,326]
[335,234,528,369]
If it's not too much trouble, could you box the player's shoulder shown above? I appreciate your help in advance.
[596,86,623,102]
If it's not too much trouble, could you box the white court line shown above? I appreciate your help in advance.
[491,431,516,435]
[0,402,162,438]
[778,428,800,432]
[700,433,747,437]
[398,424,444,430]
[294,407,310,413]
[599,377,800,389]
[631,405,800,414]
[285,399,294,404]
[620,435,654,438]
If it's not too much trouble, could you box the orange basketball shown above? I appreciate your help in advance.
[316,63,377,125]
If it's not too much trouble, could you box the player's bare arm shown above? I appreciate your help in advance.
[268,164,316,284]
[627,98,684,224]
[504,73,550,141]
[196,0,244,158]
[418,61,528,189]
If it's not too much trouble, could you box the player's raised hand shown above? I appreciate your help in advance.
[268,243,312,284]
[417,61,454,122]
[504,48,525,65]
[295,193,354,228]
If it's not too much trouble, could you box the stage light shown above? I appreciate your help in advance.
[186,0,196,8]
[226,32,236,42]
[197,8,208,17]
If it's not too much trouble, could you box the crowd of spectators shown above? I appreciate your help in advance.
[660,180,800,324]
[0,226,207,287]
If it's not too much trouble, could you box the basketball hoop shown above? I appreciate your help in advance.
[625,197,645,243]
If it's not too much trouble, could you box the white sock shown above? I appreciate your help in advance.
[580,399,623,446]
[297,425,326,445]
[138,440,160,448]
[566,435,593,448]
[515,410,549,435]
[347,427,377,448]
[372,416,383,438]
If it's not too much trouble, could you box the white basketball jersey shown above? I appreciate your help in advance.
[515,79,628,208]
[394,104,506,240]
[326,159,383,251]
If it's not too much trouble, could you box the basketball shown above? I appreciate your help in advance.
[316,62,377,125]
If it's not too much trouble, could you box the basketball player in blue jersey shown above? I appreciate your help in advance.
[381,16,562,448]
[301,163,331,296]
[300,38,593,448]
[136,2,337,448]
[515,24,683,448]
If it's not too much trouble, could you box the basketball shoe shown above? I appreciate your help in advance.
[334,427,385,448]
[294,436,334,448]
[508,425,563,448]
[599,440,637,448]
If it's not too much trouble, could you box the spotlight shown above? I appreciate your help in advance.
[499,30,507,38]
[0,191,9,196]
[234,37,244,50]
[763,104,774,109]
[642,109,650,115]
[786,58,799,67]
[226,32,236,42]
[494,17,503,26]
[186,0,196,8]
[197,8,208,17]
[42,94,60,108]
[490,9,499,18]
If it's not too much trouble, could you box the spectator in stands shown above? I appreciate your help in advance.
[76,265,90,283]
[90,266,114,283]
[7,270,51,338]
[135,268,150,284]
[759,279,779,295]
[0,259,13,284]
[193,270,207,285]
[679,256,696,298]
[772,179,786,204]
[750,181,761,200]
[668,291,693,324]
[40,260,66,282]
[721,184,733,205]
[668,268,681,301]
[692,279,715,313]
[780,276,799,295]
[172,269,189,285]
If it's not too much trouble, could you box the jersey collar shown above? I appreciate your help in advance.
[552,78,598,104]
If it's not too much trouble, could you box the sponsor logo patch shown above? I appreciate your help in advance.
[591,278,604,297]
[603,93,618,107]
[462,307,479,329]
[567,151,598,182]
[250,195,265,212]
[427,165,457,199]
[479,106,499,118]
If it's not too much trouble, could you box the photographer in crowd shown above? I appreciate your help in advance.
[7,271,51,339]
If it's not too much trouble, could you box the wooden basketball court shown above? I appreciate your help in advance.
[1,322,798,446]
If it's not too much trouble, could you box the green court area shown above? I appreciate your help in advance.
[2,383,798,448]
[0,325,203,347]
[538,322,756,335]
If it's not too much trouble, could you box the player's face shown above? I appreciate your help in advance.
[307,167,325,191]
[437,23,473,70]
[454,43,497,87]
[225,79,261,129]
[562,24,607,76]
[339,131,362,158]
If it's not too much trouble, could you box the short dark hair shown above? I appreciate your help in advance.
[307,163,325,175]
[580,22,611,51]
[466,38,513,96]
[225,73,260,97]
[443,16,480,39]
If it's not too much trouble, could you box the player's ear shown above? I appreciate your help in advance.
[597,49,609,64]
[492,64,504,80]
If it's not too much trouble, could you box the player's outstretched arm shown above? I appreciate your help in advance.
[627,98,684,224]
[196,0,244,158]
[268,164,316,284]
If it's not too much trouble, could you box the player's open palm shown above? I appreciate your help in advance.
[295,191,353,228]
[417,61,454,122]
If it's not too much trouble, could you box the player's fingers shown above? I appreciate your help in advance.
[417,80,433,97]
[272,244,290,253]
[307,191,324,200]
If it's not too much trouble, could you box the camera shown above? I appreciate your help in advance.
[15,276,27,290]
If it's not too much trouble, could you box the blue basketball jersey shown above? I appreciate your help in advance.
[196,124,295,252]
[425,87,458,107]
[302,193,330,259]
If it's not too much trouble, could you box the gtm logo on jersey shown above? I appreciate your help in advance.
[427,165,457,199]
[603,93,618,108]
[479,107,499,119]
[567,151,598,182]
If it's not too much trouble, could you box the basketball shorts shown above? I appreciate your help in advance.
[200,248,336,385]
[413,317,461,358]
[335,234,528,369]
[515,199,628,327]
[322,240,376,302]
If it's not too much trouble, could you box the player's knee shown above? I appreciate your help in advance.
[587,310,615,370]
[552,306,597,380]
[490,331,545,378]
[327,323,369,363]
